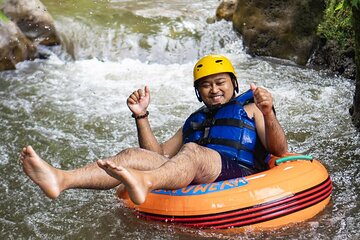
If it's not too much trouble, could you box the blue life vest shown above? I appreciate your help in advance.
[182,90,269,171]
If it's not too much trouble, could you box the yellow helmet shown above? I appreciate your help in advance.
[193,55,239,102]
[193,54,236,83]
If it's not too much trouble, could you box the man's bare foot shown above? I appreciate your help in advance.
[97,160,151,205]
[20,146,63,199]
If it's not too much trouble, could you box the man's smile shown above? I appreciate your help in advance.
[209,94,224,103]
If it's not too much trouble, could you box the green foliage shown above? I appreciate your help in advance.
[348,0,360,8]
[0,10,10,22]
[317,0,354,48]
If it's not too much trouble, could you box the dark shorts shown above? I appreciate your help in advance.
[215,153,255,182]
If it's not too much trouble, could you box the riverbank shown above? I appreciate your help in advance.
[216,0,356,80]
[309,0,356,80]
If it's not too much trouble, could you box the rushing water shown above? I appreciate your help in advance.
[1,0,359,239]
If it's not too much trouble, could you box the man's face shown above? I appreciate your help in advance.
[197,73,234,106]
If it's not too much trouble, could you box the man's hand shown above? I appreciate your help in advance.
[250,83,273,116]
[127,86,150,116]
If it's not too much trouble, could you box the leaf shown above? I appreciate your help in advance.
[352,0,360,8]
[335,1,344,11]
[0,11,10,22]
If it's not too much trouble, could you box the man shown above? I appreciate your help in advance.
[20,55,288,205]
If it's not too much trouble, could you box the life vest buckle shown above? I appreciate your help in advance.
[190,118,215,130]
[198,137,211,145]
[203,118,215,128]
[190,122,202,130]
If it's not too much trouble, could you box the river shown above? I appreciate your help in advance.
[0,0,359,239]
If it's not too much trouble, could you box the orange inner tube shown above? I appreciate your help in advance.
[120,153,332,230]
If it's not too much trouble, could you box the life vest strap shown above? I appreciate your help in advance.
[198,137,253,153]
[215,118,255,130]
[190,118,255,131]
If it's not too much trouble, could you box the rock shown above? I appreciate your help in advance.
[0,19,37,71]
[309,39,355,80]
[1,0,60,46]
[216,0,237,21]
[232,0,325,65]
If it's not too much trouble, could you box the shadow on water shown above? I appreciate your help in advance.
[0,0,359,239]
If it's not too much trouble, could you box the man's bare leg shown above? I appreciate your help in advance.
[20,145,168,199]
[97,143,222,205]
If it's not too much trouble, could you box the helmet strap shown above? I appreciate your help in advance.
[234,80,239,93]
[231,76,239,94]
[194,88,203,102]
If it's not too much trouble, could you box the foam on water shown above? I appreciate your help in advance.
[16,56,198,118]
